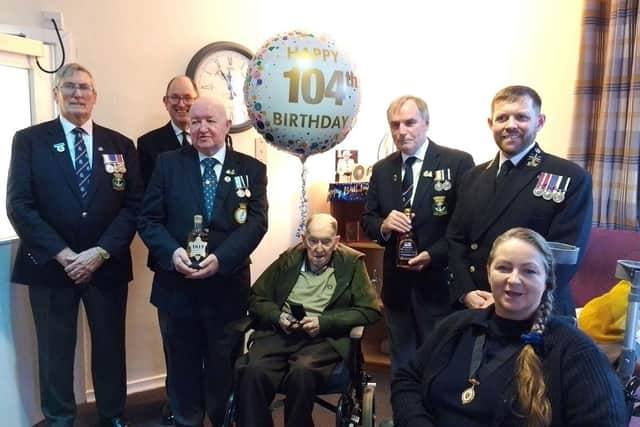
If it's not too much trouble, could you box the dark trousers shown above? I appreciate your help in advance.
[29,283,128,427]
[236,331,342,427]
[385,286,447,376]
[159,308,243,427]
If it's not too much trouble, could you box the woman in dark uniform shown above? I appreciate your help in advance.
[392,227,628,427]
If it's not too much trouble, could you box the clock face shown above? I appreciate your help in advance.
[186,42,254,133]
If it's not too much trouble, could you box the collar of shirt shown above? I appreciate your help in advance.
[59,115,93,167]
[400,138,429,164]
[499,141,536,170]
[301,254,335,275]
[198,144,226,176]
[170,121,189,144]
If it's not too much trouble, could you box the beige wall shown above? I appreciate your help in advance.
[0,0,583,408]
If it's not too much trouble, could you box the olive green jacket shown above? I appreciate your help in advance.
[249,243,382,360]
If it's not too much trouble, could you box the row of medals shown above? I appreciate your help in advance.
[432,169,451,191]
[534,172,570,203]
[233,175,251,198]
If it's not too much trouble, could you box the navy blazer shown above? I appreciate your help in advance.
[362,140,474,309]
[137,144,268,318]
[7,118,143,288]
[137,121,181,188]
[446,144,593,316]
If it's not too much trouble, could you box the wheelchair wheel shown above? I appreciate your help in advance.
[361,384,376,427]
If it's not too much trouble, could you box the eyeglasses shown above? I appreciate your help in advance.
[59,82,94,95]
[166,95,196,105]
[305,237,336,249]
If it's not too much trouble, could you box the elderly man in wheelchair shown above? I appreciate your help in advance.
[226,213,381,427]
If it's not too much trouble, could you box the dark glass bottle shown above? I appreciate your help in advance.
[187,214,209,269]
[396,208,417,268]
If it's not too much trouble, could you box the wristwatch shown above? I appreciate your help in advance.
[96,247,111,260]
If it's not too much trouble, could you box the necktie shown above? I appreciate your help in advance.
[73,127,90,199]
[202,158,218,223]
[181,131,189,146]
[495,160,514,193]
[401,156,417,209]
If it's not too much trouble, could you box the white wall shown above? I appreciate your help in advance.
[0,0,584,420]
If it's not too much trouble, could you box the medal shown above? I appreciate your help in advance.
[442,168,452,191]
[535,173,550,197]
[112,172,125,191]
[551,176,563,201]
[434,170,444,191]
[245,189,251,198]
[105,164,115,173]
[542,174,557,200]
[553,177,570,203]
[234,203,247,224]
[532,173,545,197]
[236,189,245,198]
[461,379,480,405]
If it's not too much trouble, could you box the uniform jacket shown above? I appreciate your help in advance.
[392,307,628,427]
[249,243,381,361]
[137,144,268,318]
[361,140,474,309]
[7,118,143,288]
[137,121,181,188]
[447,144,593,315]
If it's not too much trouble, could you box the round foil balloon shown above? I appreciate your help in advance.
[245,30,361,161]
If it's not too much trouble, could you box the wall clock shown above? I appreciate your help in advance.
[186,41,254,133]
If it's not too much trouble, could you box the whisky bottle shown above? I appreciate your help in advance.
[396,208,418,268]
[187,214,209,269]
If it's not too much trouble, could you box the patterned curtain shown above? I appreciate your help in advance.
[569,0,640,231]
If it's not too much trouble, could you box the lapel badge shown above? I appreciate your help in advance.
[54,142,66,153]
[526,153,542,167]
[234,202,248,224]
[393,174,398,182]
[98,146,104,152]
[224,176,231,183]
[226,169,236,175]
[432,195,448,216]
[423,170,433,178]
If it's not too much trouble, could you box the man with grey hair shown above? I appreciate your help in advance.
[236,213,381,427]
[7,63,143,427]
[362,95,474,375]
[138,97,268,427]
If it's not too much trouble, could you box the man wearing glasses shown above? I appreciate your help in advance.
[136,75,198,425]
[235,213,381,427]
[137,75,199,187]
[7,63,143,427]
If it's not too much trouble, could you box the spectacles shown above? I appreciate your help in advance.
[166,95,196,105]
[305,237,335,249]
[59,82,94,95]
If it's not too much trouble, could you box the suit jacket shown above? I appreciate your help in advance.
[446,144,593,316]
[7,118,143,288]
[137,121,181,188]
[361,140,475,309]
[249,243,381,361]
[137,144,268,318]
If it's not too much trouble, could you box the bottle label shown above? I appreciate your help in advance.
[188,236,208,261]
[398,239,418,260]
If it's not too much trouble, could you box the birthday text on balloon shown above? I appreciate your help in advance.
[287,47,339,63]
[272,112,349,129]
[283,68,358,106]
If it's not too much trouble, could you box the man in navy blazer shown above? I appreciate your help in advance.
[447,85,593,317]
[6,63,143,427]
[362,95,474,374]
[136,75,199,425]
[138,97,268,427]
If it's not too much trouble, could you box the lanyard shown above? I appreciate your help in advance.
[461,332,521,405]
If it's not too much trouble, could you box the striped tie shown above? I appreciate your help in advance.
[73,127,90,199]
[401,156,417,208]
[202,158,218,223]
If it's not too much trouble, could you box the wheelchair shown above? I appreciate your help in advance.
[222,318,376,427]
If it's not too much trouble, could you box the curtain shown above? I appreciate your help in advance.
[569,0,640,231]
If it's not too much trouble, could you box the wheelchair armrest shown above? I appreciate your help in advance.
[349,326,365,340]
[225,316,255,334]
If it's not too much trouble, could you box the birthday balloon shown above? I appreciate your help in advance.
[245,30,361,161]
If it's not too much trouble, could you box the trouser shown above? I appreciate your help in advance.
[236,332,342,427]
[29,283,128,427]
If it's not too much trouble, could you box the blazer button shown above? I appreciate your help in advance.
[470,243,478,250]
[469,265,476,273]
[81,212,88,218]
